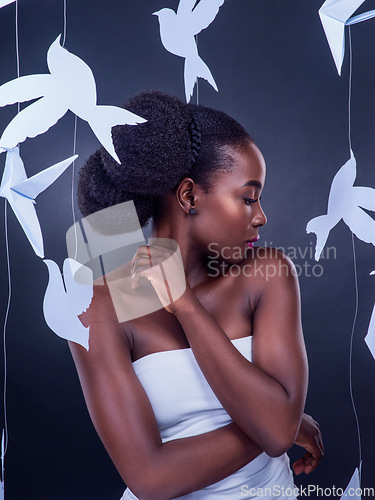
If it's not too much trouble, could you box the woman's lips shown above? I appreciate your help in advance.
[245,235,260,247]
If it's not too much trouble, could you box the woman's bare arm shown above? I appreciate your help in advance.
[68,286,262,500]
[144,248,309,458]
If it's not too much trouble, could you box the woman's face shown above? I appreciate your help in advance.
[193,140,267,263]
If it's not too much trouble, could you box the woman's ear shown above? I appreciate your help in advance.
[175,177,197,214]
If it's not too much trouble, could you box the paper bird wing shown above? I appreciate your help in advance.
[0,147,25,191]
[352,186,375,211]
[319,0,365,24]
[340,467,362,500]
[62,258,93,317]
[177,0,198,16]
[0,96,67,150]
[0,74,52,107]
[6,186,44,257]
[365,303,375,360]
[346,8,375,25]
[0,0,16,7]
[319,0,366,75]
[11,155,78,200]
[190,0,225,34]
[343,205,375,245]
[87,105,146,163]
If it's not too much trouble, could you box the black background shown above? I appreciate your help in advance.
[0,1,374,498]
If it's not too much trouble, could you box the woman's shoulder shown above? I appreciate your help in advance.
[235,246,299,296]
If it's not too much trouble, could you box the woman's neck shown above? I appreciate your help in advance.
[148,222,212,290]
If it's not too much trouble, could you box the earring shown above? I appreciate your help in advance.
[189,208,196,215]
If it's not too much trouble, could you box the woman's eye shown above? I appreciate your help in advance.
[243,195,262,206]
[244,197,260,205]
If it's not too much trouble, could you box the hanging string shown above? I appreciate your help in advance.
[61,0,79,267]
[71,115,78,261]
[62,0,67,47]
[347,25,362,481]
[64,0,79,262]
[349,232,362,479]
[1,202,11,469]
[348,27,353,153]
[15,0,20,112]
[195,34,199,105]
[2,0,22,477]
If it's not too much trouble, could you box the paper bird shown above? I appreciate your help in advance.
[319,0,375,75]
[153,0,224,102]
[340,466,361,499]
[306,150,375,260]
[43,258,93,350]
[365,303,375,360]
[0,147,77,258]
[0,0,15,8]
[0,35,146,163]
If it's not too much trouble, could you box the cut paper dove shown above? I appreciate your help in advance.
[0,35,146,163]
[306,150,375,261]
[43,258,93,350]
[153,0,224,102]
[319,0,375,75]
[0,147,77,258]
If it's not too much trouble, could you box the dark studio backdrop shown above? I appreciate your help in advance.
[0,1,374,499]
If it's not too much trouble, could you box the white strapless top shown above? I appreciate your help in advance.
[121,336,296,499]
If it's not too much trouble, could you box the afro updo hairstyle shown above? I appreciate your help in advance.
[77,90,252,233]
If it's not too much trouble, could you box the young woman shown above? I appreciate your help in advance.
[70,90,323,499]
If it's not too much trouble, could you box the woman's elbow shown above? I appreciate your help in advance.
[265,439,294,458]
[257,422,299,458]
[127,467,175,500]
[131,483,174,500]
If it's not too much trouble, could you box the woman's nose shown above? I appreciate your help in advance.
[252,202,267,227]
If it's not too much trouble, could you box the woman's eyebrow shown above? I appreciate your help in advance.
[241,180,262,189]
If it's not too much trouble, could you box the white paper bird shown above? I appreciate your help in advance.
[43,258,93,350]
[153,0,224,102]
[319,0,375,75]
[0,147,77,258]
[0,0,16,8]
[306,150,375,260]
[0,35,146,163]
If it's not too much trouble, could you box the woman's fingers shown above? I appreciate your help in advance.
[292,442,323,475]
[292,452,314,475]
[129,242,187,313]
[292,456,307,475]
[131,245,173,275]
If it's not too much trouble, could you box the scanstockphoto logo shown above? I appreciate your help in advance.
[240,484,375,497]
[207,241,337,280]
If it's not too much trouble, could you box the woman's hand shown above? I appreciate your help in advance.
[292,412,324,475]
[130,240,191,314]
